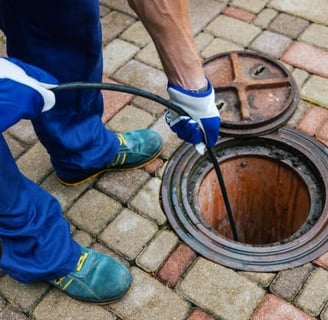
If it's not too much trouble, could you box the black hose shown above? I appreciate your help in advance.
[52,82,239,241]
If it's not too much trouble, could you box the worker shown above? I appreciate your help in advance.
[0,0,220,303]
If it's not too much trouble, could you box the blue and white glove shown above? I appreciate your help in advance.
[0,57,58,132]
[166,78,221,154]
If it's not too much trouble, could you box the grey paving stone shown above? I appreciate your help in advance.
[102,0,137,17]
[195,32,214,53]
[269,263,314,302]
[268,13,309,39]
[232,0,269,13]
[3,132,25,159]
[0,276,49,313]
[136,42,163,70]
[292,68,310,90]
[72,230,93,247]
[96,169,150,204]
[103,39,139,75]
[253,8,278,28]
[17,142,52,184]
[177,258,265,320]
[287,100,311,128]
[270,0,328,24]
[201,37,243,59]
[7,120,38,145]
[321,302,328,320]
[41,173,91,212]
[0,297,5,312]
[101,11,136,45]
[136,230,179,272]
[239,271,276,288]
[107,104,155,132]
[250,30,292,58]
[300,24,328,50]
[100,208,158,260]
[120,21,152,48]
[301,75,328,108]
[129,177,166,225]
[33,289,116,320]
[0,307,29,320]
[295,267,328,316]
[189,0,226,35]
[205,15,261,46]
[109,267,190,320]
[67,189,122,235]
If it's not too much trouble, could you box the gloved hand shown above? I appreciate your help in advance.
[165,78,221,154]
[0,57,58,132]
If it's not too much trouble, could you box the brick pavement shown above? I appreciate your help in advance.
[1,0,328,319]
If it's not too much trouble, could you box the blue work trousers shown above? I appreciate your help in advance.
[0,0,119,282]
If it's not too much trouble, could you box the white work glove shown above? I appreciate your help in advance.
[166,78,221,154]
[0,57,58,132]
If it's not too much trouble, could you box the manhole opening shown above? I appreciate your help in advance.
[198,156,311,245]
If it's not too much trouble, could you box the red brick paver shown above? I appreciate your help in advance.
[314,251,328,270]
[223,6,256,23]
[187,308,215,320]
[251,294,316,320]
[282,41,328,78]
[157,244,196,287]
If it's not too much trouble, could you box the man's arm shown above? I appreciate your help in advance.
[128,0,206,90]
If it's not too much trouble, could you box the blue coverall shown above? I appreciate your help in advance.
[0,0,120,282]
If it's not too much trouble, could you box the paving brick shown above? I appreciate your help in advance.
[103,39,139,75]
[314,251,328,270]
[33,289,116,320]
[157,244,196,288]
[178,257,265,320]
[136,230,178,272]
[136,42,162,70]
[101,11,136,45]
[195,32,214,53]
[102,0,136,17]
[292,68,310,90]
[67,189,122,235]
[282,42,328,78]
[100,208,158,260]
[107,104,155,132]
[317,120,328,146]
[110,267,190,320]
[201,37,243,59]
[129,177,166,225]
[187,308,215,320]
[231,0,268,13]
[301,75,328,108]
[96,169,150,204]
[269,264,314,301]
[250,294,316,320]
[101,77,134,123]
[253,8,278,28]
[7,120,38,145]
[239,271,275,288]
[295,267,328,316]
[72,230,93,248]
[206,15,261,46]
[189,0,226,35]
[223,6,256,23]
[120,21,152,48]
[268,13,309,39]
[144,157,164,175]
[3,132,25,159]
[250,30,292,58]
[16,142,52,184]
[270,0,328,24]
[0,307,29,320]
[300,24,328,50]
[287,100,311,128]
[0,276,49,313]
[41,173,91,212]
[297,105,328,137]
[0,297,5,312]
[321,303,328,320]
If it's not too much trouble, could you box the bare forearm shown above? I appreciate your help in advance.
[128,0,206,90]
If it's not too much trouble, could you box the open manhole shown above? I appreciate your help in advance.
[161,51,328,272]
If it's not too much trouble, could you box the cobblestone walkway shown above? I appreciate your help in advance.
[1,0,328,319]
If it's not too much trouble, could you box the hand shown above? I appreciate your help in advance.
[0,57,58,131]
[165,78,221,154]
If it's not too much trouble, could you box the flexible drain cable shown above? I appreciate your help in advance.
[52,82,239,241]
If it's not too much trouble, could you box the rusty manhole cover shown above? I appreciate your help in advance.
[161,51,328,272]
[204,50,298,137]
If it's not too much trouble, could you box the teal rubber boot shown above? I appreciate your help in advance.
[48,246,132,303]
[57,129,163,186]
